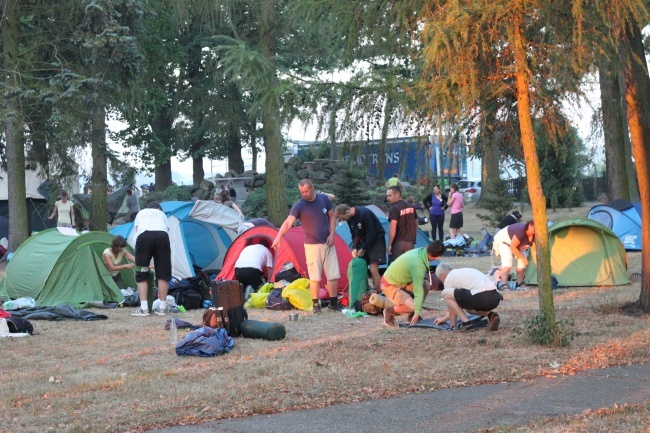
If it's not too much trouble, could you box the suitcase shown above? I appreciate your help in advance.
[210,280,247,336]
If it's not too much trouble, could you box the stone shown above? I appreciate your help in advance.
[199,179,214,191]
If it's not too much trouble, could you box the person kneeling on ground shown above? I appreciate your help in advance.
[433,263,502,331]
[103,235,135,290]
[381,241,446,326]
[234,241,273,292]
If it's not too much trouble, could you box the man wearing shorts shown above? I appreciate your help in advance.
[273,179,341,313]
[493,220,535,289]
[131,201,171,317]
[335,204,386,291]
[433,263,502,331]
[386,186,418,264]
[381,241,446,326]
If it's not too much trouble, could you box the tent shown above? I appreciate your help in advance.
[74,186,132,225]
[0,228,134,307]
[335,209,432,265]
[110,200,242,279]
[216,226,353,293]
[525,218,629,287]
[587,199,642,251]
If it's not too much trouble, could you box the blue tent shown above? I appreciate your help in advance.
[587,199,642,251]
[336,211,432,265]
[110,201,242,278]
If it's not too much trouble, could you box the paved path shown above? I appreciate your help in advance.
[149,363,650,433]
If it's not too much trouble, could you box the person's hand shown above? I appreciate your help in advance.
[126,263,135,269]
[410,314,420,326]
[522,258,529,267]
[434,317,444,325]
[272,238,280,249]
[357,249,366,257]
[48,216,53,220]
[326,233,335,247]
[351,249,358,258]
[387,245,392,255]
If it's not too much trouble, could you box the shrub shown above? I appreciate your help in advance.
[477,179,517,228]
[525,315,574,347]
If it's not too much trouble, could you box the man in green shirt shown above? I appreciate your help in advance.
[381,240,446,326]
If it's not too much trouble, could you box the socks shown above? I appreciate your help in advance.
[159,301,167,311]
[312,299,319,308]
[329,296,338,306]
[140,301,148,311]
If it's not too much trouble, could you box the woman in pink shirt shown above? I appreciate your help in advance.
[446,183,464,238]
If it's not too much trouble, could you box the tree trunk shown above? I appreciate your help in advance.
[155,162,173,191]
[619,72,640,201]
[481,107,500,205]
[377,96,393,181]
[150,112,174,192]
[90,104,108,231]
[328,100,337,160]
[3,0,29,252]
[192,153,204,186]
[259,0,287,226]
[599,60,630,200]
[619,20,650,312]
[227,127,245,175]
[251,132,258,172]
[512,0,555,332]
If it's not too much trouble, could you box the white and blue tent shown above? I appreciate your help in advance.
[110,200,242,279]
[587,199,642,251]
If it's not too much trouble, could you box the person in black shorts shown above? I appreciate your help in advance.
[335,204,386,290]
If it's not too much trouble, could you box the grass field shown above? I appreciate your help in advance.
[0,201,648,433]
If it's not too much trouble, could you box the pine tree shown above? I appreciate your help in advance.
[331,168,371,207]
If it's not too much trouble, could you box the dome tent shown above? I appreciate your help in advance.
[525,218,629,287]
[0,228,134,307]
[587,199,642,251]
[110,200,242,279]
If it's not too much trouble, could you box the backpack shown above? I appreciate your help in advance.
[266,289,292,311]
[6,316,34,335]
[203,307,228,329]
[275,266,302,284]
[354,291,382,316]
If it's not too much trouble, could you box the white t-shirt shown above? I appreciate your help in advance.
[56,200,74,225]
[103,248,125,277]
[133,208,168,238]
[235,244,273,271]
[444,268,497,295]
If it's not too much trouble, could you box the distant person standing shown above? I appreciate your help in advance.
[227,182,237,201]
[496,210,522,231]
[385,174,404,188]
[49,191,75,228]
[386,186,417,264]
[131,201,171,317]
[126,188,140,222]
[423,185,448,241]
[447,183,464,239]
[272,179,342,313]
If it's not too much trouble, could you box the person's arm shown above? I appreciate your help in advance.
[49,203,58,220]
[387,220,397,256]
[70,205,75,227]
[422,195,432,210]
[434,312,450,325]
[103,253,135,272]
[123,250,136,263]
[326,208,336,246]
[446,194,455,208]
[272,215,296,249]
[231,202,244,217]
[510,235,528,266]
[359,213,376,252]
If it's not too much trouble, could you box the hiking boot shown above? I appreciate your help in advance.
[313,304,322,314]
[153,307,166,316]
[131,308,150,317]
[383,308,396,327]
[487,312,500,332]
[328,303,344,312]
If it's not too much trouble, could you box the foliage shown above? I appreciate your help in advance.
[159,185,192,202]
[331,167,371,206]
[525,315,575,347]
[477,179,517,228]
[535,121,587,209]
[243,172,301,218]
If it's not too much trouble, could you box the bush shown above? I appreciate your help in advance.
[243,172,300,218]
[477,179,517,228]
[331,168,371,206]
[159,185,192,202]
[525,314,574,347]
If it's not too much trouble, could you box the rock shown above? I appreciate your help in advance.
[191,189,204,199]
[297,169,308,179]
[253,173,266,181]
[242,170,257,177]
[244,179,255,188]
[253,179,265,187]
[287,156,303,166]
[199,179,214,191]
[201,190,212,200]
[311,160,323,171]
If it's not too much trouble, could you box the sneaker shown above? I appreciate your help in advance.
[383,308,396,327]
[459,320,477,331]
[153,307,166,316]
[131,308,150,317]
[313,305,322,314]
[487,312,500,331]
[328,303,344,312]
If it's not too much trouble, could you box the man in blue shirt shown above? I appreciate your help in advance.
[335,204,386,291]
[273,179,341,313]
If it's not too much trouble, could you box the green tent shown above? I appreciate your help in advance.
[0,229,135,307]
[525,218,629,287]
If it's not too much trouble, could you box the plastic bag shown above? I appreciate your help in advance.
[244,292,269,309]
[258,282,273,294]
[3,297,36,310]
[281,278,312,311]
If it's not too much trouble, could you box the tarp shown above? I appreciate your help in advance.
[587,199,642,251]
[525,218,629,287]
[216,226,353,294]
[73,186,131,225]
[0,228,134,307]
[110,200,242,279]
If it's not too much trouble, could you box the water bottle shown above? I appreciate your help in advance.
[169,316,178,345]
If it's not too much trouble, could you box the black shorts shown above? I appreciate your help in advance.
[135,231,171,282]
[454,288,501,312]
[450,212,464,229]
[235,267,265,291]
[362,236,386,265]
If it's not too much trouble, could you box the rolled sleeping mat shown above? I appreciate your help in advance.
[239,319,286,341]
[369,293,394,309]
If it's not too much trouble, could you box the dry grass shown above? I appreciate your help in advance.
[1,202,649,433]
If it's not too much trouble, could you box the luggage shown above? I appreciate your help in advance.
[202,307,228,329]
[239,320,286,341]
[210,280,248,336]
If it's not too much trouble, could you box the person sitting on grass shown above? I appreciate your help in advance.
[381,241,446,327]
[433,263,502,331]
